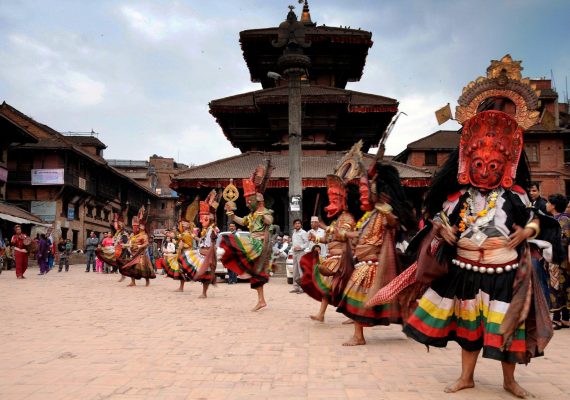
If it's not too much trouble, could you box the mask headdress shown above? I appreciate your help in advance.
[203,189,222,224]
[454,55,540,190]
[242,159,274,202]
[179,196,199,233]
[133,205,148,230]
[325,141,364,217]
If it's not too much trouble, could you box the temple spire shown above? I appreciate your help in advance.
[300,0,315,26]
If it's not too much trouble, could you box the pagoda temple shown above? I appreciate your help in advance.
[171,2,430,229]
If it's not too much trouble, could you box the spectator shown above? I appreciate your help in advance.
[290,219,308,294]
[47,237,55,270]
[546,193,570,329]
[307,216,327,257]
[272,236,289,259]
[10,225,29,279]
[529,182,547,214]
[85,232,99,272]
[57,238,70,272]
[37,234,49,275]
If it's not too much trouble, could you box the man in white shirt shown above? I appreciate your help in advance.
[290,219,308,293]
[307,216,327,257]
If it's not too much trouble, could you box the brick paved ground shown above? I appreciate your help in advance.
[0,266,569,400]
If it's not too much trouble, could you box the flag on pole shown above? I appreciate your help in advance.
[435,103,452,125]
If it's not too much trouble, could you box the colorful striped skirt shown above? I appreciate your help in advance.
[159,254,191,281]
[300,252,341,305]
[220,235,268,288]
[336,261,399,326]
[403,262,526,363]
[120,253,156,280]
[179,248,214,282]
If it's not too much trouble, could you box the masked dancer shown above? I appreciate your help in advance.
[369,58,552,398]
[299,143,362,323]
[221,163,274,311]
[336,160,414,346]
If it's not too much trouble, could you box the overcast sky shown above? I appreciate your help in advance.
[1,0,569,166]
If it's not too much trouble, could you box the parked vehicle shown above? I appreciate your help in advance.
[215,231,251,280]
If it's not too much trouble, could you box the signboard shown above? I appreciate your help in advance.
[31,169,64,185]
[0,167,8,183]
[78,177,86,190]
[31,201,57,222]
[290,195,301,212]
[67,206,75,220]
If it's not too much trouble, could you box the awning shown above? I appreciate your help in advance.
[0,212,51,227]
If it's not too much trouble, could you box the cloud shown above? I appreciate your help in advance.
[0,33,106,107]
[119,3,213,42]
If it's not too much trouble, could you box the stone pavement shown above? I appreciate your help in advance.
[0,266,569,400]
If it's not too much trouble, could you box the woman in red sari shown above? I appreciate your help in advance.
[11,225,29,279]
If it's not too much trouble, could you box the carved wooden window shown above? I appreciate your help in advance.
[524,143,539,163]
[564,140,570,164]
[424,151,437,166]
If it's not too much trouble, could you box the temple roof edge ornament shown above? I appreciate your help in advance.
[455,54,541,130]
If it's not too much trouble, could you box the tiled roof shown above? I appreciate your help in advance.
[173,151,431,181]
[0,102,158,198]
[0,201,44,223]
[210,85,397,110]
[406,130,460,150]
[64,135,107,149]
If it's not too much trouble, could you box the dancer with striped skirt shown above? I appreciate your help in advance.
[299,142,364,323]
[161,191,220,297]
[336,162,415,346]
[221,163,274,311]
[401,114,548,398]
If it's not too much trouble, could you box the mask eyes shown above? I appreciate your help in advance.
[474,160,484,168]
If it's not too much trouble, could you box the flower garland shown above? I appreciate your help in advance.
[355,211,372,230]
[458,189,499,233]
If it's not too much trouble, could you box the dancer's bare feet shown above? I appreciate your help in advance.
[118,276,125,283]
[342,319,354,325]
[342,336,366,346]
[198,294,207,299]
[310,315,324,322]
[503,381,530,398]
[127,282,136,287]
[251,302,267,312]
[444,378,475,393]
[174,288,184,292]
[145,279,150,287]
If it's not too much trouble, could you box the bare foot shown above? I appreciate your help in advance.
[198,294,207,299]
[342,336,366,346]
[251,302,267,312]
[342,319,354,325]
[310,315,324,322]
[174,288,184,292]
[145,279,150,287]
[503,381,531,398]
[126,282,136,287]
[444,378,475,393]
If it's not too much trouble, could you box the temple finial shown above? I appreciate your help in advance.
[300,0,315,26]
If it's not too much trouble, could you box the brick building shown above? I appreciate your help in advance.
[392,130,460,173]
[108,156,187,231]
[0,102,159,249]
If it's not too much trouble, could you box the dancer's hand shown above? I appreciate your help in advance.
[508,224,533,249]
[437,222,457,245]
